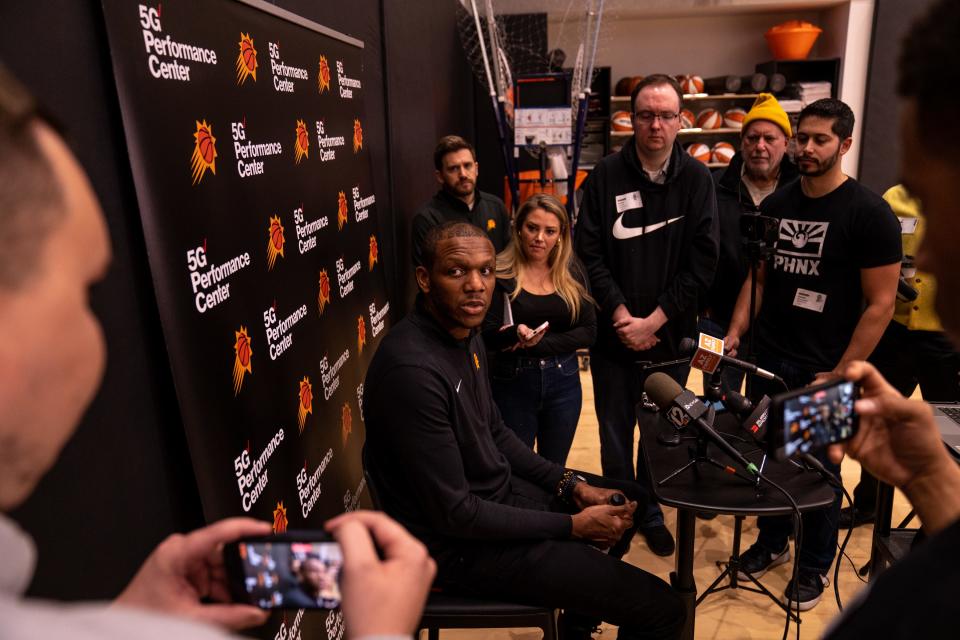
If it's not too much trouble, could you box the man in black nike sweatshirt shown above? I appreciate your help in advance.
[575,74,719,556]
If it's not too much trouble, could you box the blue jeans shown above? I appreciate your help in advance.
[491,352,583,466]
[589,350,690,528]
[749,353,843,575]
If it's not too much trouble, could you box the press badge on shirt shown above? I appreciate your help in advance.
[615,190,643,213]
[898,217,918,234]
[793,287,827,313]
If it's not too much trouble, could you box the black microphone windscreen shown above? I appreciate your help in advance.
[678,337,697,356]
[644,372,683,411]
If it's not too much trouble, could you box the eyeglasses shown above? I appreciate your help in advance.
[634,111,679,124]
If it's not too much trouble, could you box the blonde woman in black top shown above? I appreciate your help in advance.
[482,194,596,464]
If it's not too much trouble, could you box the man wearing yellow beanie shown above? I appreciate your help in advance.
[702,93,798,393]
[840,185,960,528]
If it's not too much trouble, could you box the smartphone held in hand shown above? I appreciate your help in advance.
[769,379,860,461]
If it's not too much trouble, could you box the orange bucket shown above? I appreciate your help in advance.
[765,20,822,60]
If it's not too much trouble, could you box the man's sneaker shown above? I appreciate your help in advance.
[839,506,875,529]
[736,543,790,580]
[783,571,829,611]
[641,524,676,556]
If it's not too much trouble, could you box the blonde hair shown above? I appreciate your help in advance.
[496,193,593,322]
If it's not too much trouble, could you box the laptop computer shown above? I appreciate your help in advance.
[931,403,960,459]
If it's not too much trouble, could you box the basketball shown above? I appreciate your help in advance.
[236,333,251,368]
[615,76,633,96]
[723,107,747,130]
[711,141,736,164]
[629,75,645,95]
[241,39,256,73]
[271,222,284,251]
[197,126,215,164]
[680,108,696,129]
[680,74,704,94]
[300,381,312,410]
[611,110,633,132]
[686,142,712,164]
[297,125,309,152]
[696,108,722,130]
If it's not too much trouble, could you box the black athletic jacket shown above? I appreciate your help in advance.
[574,139,719,362]
[706,152,799,328]
[363,300,570,555]
[411,189,511,266]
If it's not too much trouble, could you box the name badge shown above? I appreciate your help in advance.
[615,190,643,213]
[898,217,918,234]
[793,288,827,313]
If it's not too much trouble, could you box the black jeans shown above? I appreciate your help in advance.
[748,353,843,575]
[853,325,960,511]
[434,472,685,640]
[589,350,690,527]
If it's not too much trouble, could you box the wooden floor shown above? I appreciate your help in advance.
[436,367,918,640]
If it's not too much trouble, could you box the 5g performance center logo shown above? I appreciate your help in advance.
[267,215,285,270]
[317,55,331,93]
[337,191,349,230]
[353,118,363,153]
[272,501,288,533]
[317,269,332,315]
[236,33,257,85]
[368,235,378,271]
[297,376,313,433]
[191,120,217,185]
[233,326,253,395]
[294,119,309,164]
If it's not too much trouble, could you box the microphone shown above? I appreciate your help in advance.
[679,335,779,381]
[644,373,759,476]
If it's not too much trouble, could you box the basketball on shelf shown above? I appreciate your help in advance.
[680,108,696,129]
[679,74,704,95]
[696,108,722,130]
[615,76,633,96]
[723,107,747,130]
[629,75,645,95]
[686,142,712,164]
[711,141,735,164]
[611,110,633,132]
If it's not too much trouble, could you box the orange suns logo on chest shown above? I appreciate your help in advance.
[473,353,480,370]
[236,33,257,85]
[191,120,217,185]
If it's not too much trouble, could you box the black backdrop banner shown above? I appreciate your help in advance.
[101,1,387,634]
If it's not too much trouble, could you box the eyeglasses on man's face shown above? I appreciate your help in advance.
[633,111,679,125]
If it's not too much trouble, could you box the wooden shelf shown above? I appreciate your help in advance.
[611,93,759,103]
[679,127,741,135]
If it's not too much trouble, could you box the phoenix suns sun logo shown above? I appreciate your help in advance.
[297,376,313,432]
[267,215,285,270]
[294,119,309,164]
[353,118,363,153]
[337,191,348,230]
[357,315,366,353]
[233,326,253,395]
[318,55,331,93]
[341,402,353,447]
[191,120,217,185]
[272,501,288,533]
[473,353,480,370]
[318,269,331,315]
[368,235,379,271]
[236,33,258,85]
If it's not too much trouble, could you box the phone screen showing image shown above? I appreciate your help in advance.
[231,539,343,609]
[778,380,859,458]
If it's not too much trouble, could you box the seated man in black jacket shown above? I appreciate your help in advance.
[365,221,684,640]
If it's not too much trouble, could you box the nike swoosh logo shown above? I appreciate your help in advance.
[456,379,462,393]
[612,214,684,240]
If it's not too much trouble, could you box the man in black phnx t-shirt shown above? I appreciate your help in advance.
[365,222,684,640]
[724,99,901,612]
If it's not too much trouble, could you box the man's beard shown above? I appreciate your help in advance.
[798,148,840,177]
[446,179,475,198]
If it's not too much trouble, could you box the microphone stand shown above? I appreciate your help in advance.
[657,407,759,489]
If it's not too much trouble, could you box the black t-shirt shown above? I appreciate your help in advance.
[824,516,960,638]
[755,178,901,372]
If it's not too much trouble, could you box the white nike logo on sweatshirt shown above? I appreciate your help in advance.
[612,214,684,240]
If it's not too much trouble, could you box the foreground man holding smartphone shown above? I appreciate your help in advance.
[0,64,433,640]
